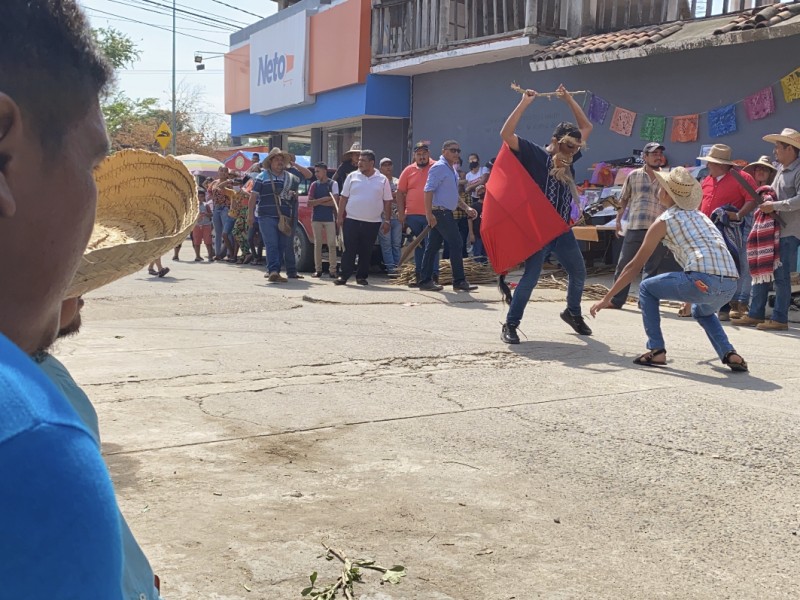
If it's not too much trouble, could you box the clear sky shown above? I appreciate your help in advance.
[79,0,276,134]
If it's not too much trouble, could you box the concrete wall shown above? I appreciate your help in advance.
[411,34,800,172]
[362,118,411,171]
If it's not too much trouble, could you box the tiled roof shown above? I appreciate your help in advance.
[530,23,683,63]
[713,1,800,34]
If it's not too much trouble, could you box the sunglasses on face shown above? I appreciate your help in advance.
[447,148,461,154]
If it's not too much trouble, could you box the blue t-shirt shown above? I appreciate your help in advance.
[0,333,123,599]
[513,137,582,223]
[38,354,160,600]
[252,170,299,218]
[309,180,339,222]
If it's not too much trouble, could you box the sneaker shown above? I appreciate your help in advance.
[731,315,764,327]
[327,271,337,279]
[157,267,170,278]
[453,281,478,292]
[560,309,593,336]
[356,278,369,286]
[333,277,347,286]
[501,323,520,344]
[756,320,788,331]
[718,311,730,322]
[419,281,444,291]
[311,271,322,278]
[148,268,158,276]
[288,273,305,279]
[729,302,748,320]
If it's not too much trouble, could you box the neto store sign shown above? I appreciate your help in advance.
[249,11,313,114]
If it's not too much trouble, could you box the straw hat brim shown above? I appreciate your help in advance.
[696,154,737,166]
[652,170,702,211]
[265,150,291,164]
[762,133,800,149]
[743,160,777,176]
[66,150,196,298]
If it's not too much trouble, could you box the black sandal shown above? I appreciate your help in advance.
[722,351,748,373]
[633,349,667,367]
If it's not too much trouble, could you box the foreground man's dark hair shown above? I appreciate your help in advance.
[0,0,112,148]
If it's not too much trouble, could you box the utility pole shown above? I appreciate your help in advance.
[171,0,177,156]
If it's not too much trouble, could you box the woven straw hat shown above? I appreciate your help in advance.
[763,128,800,150]
[66,150,196,298]
[697,144,737,166]
[263,147,291,166]
[652,167,702,211]
[743,155,777,177]
[341,142,362,160]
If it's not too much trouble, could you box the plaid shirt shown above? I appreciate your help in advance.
[453,192,471,219]
[658,206,738,278]
[620,168,663,231]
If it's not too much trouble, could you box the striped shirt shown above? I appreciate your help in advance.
[657,206,738,277]
[620,167,663,230]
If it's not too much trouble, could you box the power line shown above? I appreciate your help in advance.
[84,7,230,47]
[84,10,229,33]
[90,0,245,30]
[86,0,238,31]
[208,0,266,20]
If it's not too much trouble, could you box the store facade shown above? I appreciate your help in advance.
[225,0,412,169]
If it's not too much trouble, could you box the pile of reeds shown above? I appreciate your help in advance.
[391,258,498,285]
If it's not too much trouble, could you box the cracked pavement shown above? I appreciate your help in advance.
[55,258,800,599]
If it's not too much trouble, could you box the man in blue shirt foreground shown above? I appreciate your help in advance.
[418,140,479,292]
[0,0,125,596]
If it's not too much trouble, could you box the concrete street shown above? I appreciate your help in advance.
[56,256,800,599]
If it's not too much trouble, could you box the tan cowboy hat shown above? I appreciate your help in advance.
[262,147,291,166]
[341,142,362,160]
[652,166,702,211]
[697,144,737,166]
[66,150,196,298]
[743,155,777,177]
[763,128,800,149]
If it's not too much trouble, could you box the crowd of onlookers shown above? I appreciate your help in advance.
[166,143,496,285]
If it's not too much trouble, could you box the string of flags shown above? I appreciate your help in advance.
[586,66,800,143]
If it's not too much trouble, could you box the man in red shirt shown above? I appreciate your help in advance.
[397,141,438,286]
[697,144,757,320]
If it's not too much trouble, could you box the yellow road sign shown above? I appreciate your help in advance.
[155,121,173,150]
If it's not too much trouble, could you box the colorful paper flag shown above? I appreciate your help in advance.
[744,87,775,121]
[670,114,699,143]
[708,104,737,138]
[640,115,667,143]
[780,68,800,103]
[609,107,636,137]
[587,94,610,125]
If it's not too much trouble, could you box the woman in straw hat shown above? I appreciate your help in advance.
[591,166,748,372]
[333,142,361,192]
[732,128,800,331]
[743,155,777,187]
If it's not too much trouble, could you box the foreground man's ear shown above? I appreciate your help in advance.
[0,93,23,218]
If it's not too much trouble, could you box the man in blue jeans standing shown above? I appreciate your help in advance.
[418,140,479,292]
[498,84,594,343]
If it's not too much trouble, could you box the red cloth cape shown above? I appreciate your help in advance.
[481,143,570,274]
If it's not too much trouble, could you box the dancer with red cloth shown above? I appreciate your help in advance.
[488,85,593,344]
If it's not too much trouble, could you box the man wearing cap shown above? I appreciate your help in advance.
[378,157,401,274]
[697,144,758,321]
[397,141,438,286]
[334,150,393,286]
[0,1,140,595]
[248,148,300,283]
[734,128,800,331]
[609,142,679,308]
[418,140,479,292]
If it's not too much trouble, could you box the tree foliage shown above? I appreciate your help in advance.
[92,27,229,154]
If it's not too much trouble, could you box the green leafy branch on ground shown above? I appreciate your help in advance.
[301,542,406,599]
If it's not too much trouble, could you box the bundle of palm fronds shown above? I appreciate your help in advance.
[391,258,498,285]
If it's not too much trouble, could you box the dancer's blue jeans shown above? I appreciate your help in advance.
[639,271,737,360]
[506,230,586,327]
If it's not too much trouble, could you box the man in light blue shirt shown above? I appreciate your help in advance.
[419,140,479,292]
